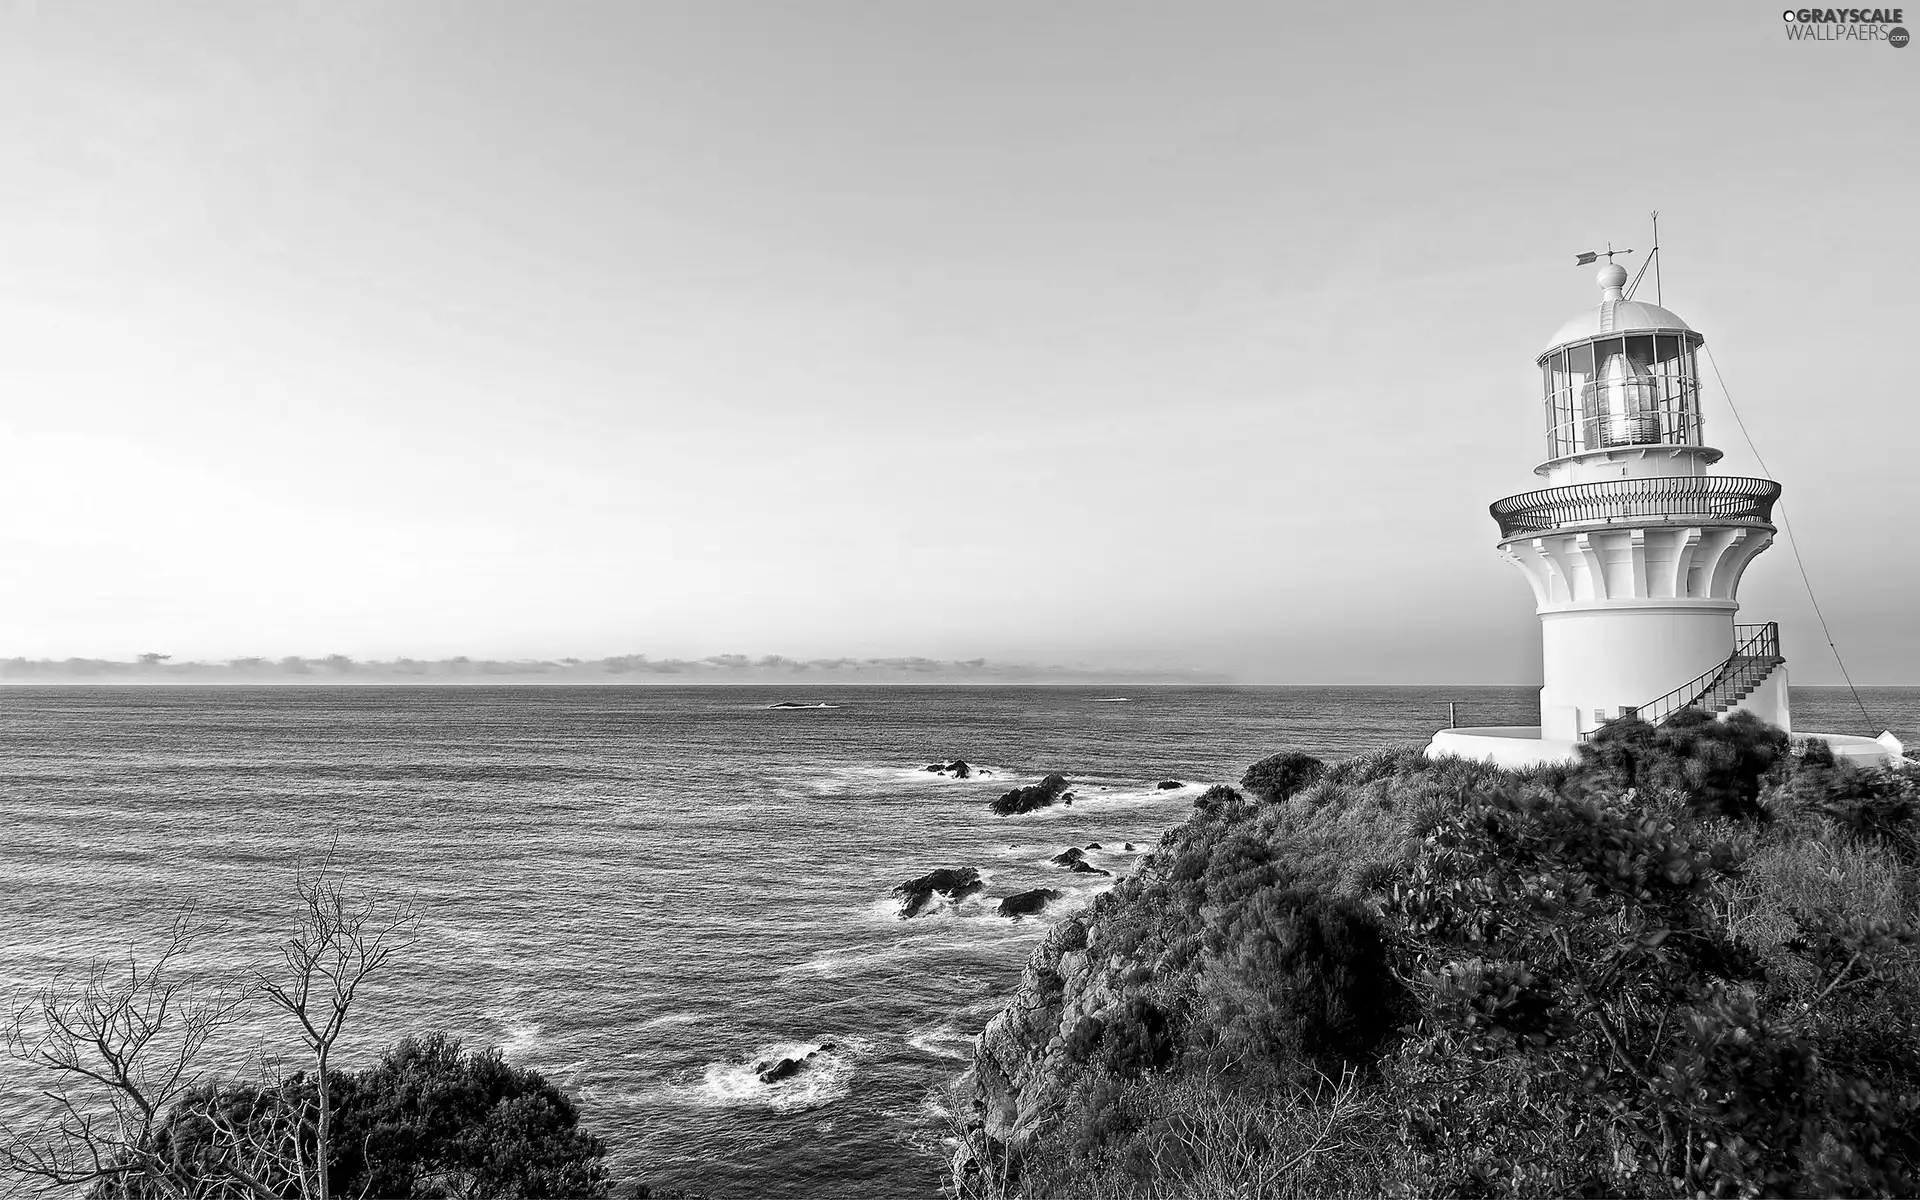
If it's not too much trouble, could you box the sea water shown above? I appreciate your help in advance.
[2,685,1914,1198]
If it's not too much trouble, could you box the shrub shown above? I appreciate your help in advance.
[1241,752,1325,803]
[1069,999,1178,1081]
[1200,887,1400,1080]
[1389,781,1918,1196]
[138,1034,610,1200]
[1578,709,1790,819]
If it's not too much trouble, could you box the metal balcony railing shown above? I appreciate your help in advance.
[1490,476,1780,541]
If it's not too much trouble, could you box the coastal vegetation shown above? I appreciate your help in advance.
[0,867,620,1200]
[960,715,1920,1198]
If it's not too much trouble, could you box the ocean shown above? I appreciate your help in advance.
[2,684,1915,1198]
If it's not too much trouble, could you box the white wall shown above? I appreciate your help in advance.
[1539,602,1736,739]
[1736,662,1791,732]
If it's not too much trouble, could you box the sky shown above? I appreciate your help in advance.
[1,1,1914,683]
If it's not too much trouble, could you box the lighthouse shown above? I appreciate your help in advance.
[1432,260,1794,767]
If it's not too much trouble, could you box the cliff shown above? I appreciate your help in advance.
[955,717,1920,1199]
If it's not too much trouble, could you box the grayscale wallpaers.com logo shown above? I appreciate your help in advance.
[1782,7,1910,44]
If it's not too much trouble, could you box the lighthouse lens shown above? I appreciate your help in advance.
[1582,337,1658,449]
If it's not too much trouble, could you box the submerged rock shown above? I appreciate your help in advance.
[894,867,986,917]
[998,888,1064,917]
[754,1043,838,1084]
[757,1057,806,1083]
[990,774,1073,816]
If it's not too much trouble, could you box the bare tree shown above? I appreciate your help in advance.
[255,864,415,1200]
[0,914,242,1199]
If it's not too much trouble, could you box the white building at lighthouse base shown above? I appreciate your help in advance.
[1427,725,1902,772]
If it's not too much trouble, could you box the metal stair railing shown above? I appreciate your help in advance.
[1583,622,1781,740]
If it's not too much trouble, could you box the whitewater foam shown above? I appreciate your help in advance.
[905,1022,974,1062]
[699,1037,870,1113]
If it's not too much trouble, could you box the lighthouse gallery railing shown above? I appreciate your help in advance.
[1490,476,1781,541]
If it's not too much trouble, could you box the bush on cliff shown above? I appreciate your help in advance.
[125,1034,611,1199]
[1578,708,1790,820]
[1200,888,1399,1082]
[966,728,1920,1200]
[1240,751,1325,803]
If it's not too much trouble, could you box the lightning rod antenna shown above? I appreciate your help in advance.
[1652,210,1662,306]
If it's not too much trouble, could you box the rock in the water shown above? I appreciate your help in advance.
[989,774,1072,816]
[997,888,1063,917]
[1067,860,1111,877]
[1124,842,1136,851]
[924,760,974,779]
[756,1043,836,1084]
[758,1057,806,1083]
[1156,780,1184,790]
[893,867,985,917]
[1085,842,1102,850]
[1049,847,1085,866]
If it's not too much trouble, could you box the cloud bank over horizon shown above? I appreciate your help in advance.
[0,652,1227,686]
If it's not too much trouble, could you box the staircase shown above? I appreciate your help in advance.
[1688,645,1786,718]
[1589,622,1783,737]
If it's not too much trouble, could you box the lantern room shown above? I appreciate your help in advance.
[1535,263,1712,479]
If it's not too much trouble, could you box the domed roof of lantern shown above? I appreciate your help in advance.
[1540,262,1696,357]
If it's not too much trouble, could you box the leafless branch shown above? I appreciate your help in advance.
[0,913,243,1199]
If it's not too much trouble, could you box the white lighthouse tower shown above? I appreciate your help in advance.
[1432,260,1792,767]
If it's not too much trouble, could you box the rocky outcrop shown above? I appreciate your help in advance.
[894,868,985,917]
[926,760,975,779]
[1066,860,1110,877]
[754,1042,838,1084]
[996,888,1063,918]
[990,774,1073,816]
[968,916,1119,1151]
[1049,847,1084,866]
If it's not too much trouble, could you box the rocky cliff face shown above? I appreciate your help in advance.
[963,899,1141,1162]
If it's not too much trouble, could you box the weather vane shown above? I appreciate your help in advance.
[1573,242,1633,267]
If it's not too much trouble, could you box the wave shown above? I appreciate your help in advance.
[993,782,1202,819]
[1091,697,1131,703]
[777,763,1011,797]
[766,702,843,710]
[906,1022,975,1062]
[496,1017,543,1059]
[698,1037,868,1113]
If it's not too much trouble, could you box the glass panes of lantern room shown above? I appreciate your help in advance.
[1540,332,1703,461]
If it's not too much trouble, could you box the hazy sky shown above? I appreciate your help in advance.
[2,2,1914,683]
